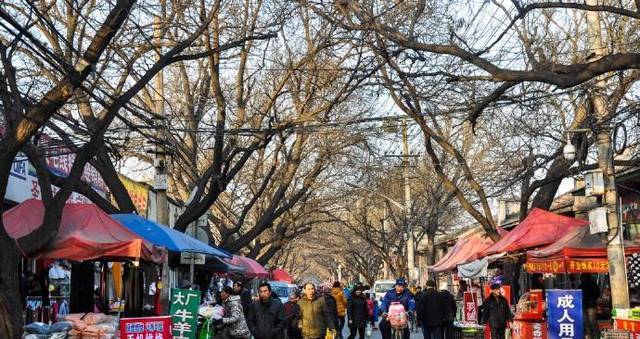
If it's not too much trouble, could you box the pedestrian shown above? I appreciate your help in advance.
[481,283,512,339]
[285,291,303,339]
[379,278,415,339]
[346,285,368,339]
[213,286,251,339]
[234,280,253,318]
[364,292,376,329]
[580,274,600,339]
[439,284,457,339]
[416,280,444,339]
[324,286,340,333]
[413,286,423,301]
[332,282,348,338]
[246,282,287,339]
[299,283,336,339]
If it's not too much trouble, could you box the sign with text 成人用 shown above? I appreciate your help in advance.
[120,316,172,339]
[546,289,583,339]
[170,288,201,339]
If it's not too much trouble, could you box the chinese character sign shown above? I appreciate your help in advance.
[120,316,171,339]
[463,291,478,323]
[546,289,583,339]
[170,288,201,339]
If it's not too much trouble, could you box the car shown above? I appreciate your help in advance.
[372,280,396,305]
[267,280,298,304]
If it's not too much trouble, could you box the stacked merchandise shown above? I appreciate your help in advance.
[629,253,640,288]
[60,313,118,339]
[612,307,640,338]
[22,321,72,339]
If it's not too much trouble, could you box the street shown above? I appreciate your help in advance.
[337,327,424,339]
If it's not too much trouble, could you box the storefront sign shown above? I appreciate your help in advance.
[615,318,640,338]
[512,320,547,339]
[463,291,478,323]
[546,289,583,339]
[170,288,201,339]
[525,259,566,273]
[120,316,172,339]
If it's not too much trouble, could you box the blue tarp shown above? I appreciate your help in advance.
[111,213,231,258]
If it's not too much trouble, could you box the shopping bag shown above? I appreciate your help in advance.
[198,318,214,339]
[365,327,372,338]
[325,329,336,339]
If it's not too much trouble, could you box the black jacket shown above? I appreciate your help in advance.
[324,295,339,327]
[440,290,457,322]
[347,295,368,328]
[239,288,253,317]
[482,295,512,329]
[284,301,302,338]
[416,288,445,327]
[247,298,287,339]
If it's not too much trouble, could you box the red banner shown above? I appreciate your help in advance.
[512,320,547,339]
[615,318,640,338]
[120,316,172,339]
[463,291,478,323]
[525,258,609,273]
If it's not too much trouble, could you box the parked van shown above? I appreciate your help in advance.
[372,280,395,304]
[267,281,298,304]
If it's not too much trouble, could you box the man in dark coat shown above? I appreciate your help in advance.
[324,286,340,331]
[234,280,254,318]
[247,282,287,339]
[439,285,457,339]
[416,280,444,339]
[347,286,368,339]
[481,283,512,339]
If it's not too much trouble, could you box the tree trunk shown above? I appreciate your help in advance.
[0,238,24,339]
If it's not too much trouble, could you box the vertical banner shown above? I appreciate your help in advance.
[546,289,583,339]
[463,291,478,323]
[120,316,172,339]
[170,288,202,339]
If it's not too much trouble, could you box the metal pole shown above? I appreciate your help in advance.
[403,120,415,284]
[585,1,630,308]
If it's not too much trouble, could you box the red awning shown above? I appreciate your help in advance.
[224,255,268,279]
[525,227,640,273]
[3,199,166,263]
[430,233,495,273]
[482,208,588,257]
[270,268,294,283]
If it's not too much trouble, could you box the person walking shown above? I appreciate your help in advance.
[234,281,253,319]
[416,280,444,339]
[213,286,251,339]
[299,283,336,339]
[246,282,287,339]
[364,292,376,330]
[324,286,340,335]
[346,285,368,339]
[481,283,512,339]
[439,284,457,339]
[332,282,349,339]
[379,278,415,339]
[285,291,303,339]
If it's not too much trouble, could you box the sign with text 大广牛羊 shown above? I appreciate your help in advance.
[170,288,201,339]
[546,289,583,339]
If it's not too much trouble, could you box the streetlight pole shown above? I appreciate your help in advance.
[402,120,416,285]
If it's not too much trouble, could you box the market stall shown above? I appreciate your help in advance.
[430,232,495,273]
[224,255,268,279]
[269,268,294,283]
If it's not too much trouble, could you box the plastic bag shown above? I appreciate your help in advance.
[198,318,214,339]
[23,322,49,334]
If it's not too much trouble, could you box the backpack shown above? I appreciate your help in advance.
[388,302,407,329]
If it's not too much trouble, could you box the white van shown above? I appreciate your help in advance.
[372,280,396,304]
[267,281,298,304]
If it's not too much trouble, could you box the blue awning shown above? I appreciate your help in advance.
[111,213,231,258]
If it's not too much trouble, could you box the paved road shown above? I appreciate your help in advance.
[337,327,424,339]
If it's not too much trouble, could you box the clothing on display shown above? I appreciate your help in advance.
[628,252,640,288]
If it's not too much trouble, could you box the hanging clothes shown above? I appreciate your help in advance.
[112,262,123,300]
[123,264,144,317]
[628,252,640,288]
[70,262,94,313]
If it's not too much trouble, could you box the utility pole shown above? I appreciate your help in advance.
[585,0,630,308]
[153,14,171,312]
[402,120,416,285]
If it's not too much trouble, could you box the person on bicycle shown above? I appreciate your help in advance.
[379,278,415,339]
